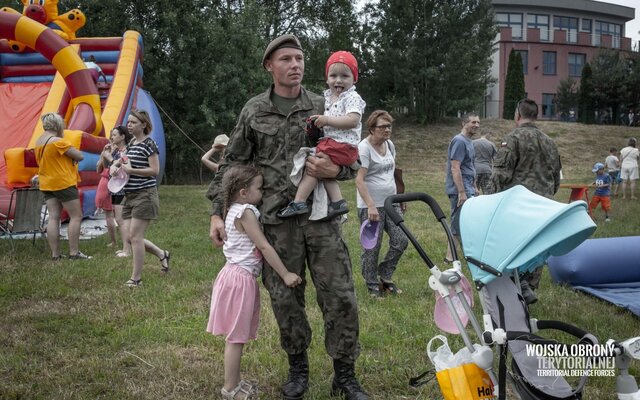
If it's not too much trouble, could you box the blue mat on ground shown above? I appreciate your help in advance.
[548,236,640,317]
[573,285,640,317]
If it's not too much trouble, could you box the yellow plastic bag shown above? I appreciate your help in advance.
[436,362,495,400]
[428,335,495,400]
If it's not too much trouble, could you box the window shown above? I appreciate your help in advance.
[497,13,523,39]
[595,21,622,47]
[542,94,555,118]
[581,19,592,33]
[528,14,550,41]
[568,53,586,77]
[543,51,556,75]
[554,16,578,43]
[515,50,528,75]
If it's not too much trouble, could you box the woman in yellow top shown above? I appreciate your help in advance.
[35,113,92,260]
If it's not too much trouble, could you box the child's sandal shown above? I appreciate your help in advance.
[220,380,257,399]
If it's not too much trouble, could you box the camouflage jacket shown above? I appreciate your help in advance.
[208,85,357,224]
[491,122,561,198]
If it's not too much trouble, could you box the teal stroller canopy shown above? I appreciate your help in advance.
[460,185,596,286]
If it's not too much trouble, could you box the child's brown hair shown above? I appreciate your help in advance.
[221,165,261,217]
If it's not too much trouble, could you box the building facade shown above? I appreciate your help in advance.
[486,0,635,119]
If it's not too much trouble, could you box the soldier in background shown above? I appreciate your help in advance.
[491,98,562,305]
[208,34,369,400]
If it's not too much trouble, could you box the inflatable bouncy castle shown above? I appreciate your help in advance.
[0,1,166,218]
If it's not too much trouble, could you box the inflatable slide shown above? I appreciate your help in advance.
[1,2,165,218]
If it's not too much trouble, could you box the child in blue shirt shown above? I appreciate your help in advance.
[589,162,612,222]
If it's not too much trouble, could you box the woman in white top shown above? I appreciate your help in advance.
[619,137,640,199]
[355,110,408,298]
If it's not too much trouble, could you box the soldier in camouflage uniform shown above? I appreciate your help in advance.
[491,98,562,304]
[208,34,369,400]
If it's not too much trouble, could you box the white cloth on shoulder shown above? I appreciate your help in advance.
[290,147,328,220]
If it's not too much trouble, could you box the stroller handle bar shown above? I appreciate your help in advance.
[384,192,458,267]
[384,192,447,225]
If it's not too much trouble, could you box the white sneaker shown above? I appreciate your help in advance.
[605,217,611,222]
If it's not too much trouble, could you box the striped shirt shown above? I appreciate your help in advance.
[124,137,158,192]
[223,203,263,276]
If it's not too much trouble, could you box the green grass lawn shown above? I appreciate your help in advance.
[2,121,640,399]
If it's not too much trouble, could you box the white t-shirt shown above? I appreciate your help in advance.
[356,138,396,208]
[605,154,619,172]
[223,203,263,276]
[322,86,366,147]
[620,146,640,168]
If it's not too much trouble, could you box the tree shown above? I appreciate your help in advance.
[358,0,497,123]
[554,78,578,121]
[65,0,358,182]
[590,49,629,124]
[578,63,596,124]
[628,52,640,113]
[502,49,525,119]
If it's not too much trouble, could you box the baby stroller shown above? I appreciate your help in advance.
[384,185,640,400]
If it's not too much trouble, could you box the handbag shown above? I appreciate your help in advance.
[428,335,495,400]
[616,171,623,184]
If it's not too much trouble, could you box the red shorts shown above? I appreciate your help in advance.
[589,195,611,212]
[316,137,358,166]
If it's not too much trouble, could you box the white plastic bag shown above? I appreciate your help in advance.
[427,335,480,372]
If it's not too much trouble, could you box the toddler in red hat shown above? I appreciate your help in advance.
[278,50,366,221]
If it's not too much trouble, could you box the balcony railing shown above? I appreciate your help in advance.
[499,27,629,50]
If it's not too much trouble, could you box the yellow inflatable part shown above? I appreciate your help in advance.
[101,30,141,136]
[14,15,47,50]
[52,46,85,78]
[4,148,37,186]
[28,45,82,148]
[72,93,101,112]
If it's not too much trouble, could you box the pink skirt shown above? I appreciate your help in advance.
[206,263,260,343]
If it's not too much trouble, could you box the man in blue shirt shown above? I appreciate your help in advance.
[445,112,480,262]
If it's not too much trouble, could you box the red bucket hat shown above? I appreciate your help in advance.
[325,51,358,83]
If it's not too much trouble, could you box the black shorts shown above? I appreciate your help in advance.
[42,186,79,203]
[111,194,125,205]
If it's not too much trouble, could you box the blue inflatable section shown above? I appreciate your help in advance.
[548,236,640,316]
[78,152,101,172]
[81,189,97,217]
[135,89,166,184]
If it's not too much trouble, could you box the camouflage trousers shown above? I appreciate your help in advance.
[357,205,408,290]
[476,173,494,195]
[262,217,361,361]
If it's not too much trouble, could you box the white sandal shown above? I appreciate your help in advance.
[220,380,257,399]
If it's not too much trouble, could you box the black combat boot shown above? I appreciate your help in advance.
[330,359,369,400]
[281,352,309,400]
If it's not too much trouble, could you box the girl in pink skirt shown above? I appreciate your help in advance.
[207,165,302,399]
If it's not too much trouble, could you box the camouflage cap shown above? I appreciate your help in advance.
[262,34,303,68]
